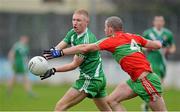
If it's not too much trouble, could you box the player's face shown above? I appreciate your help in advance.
[72,13,88,34]
[153,16,165,30]
[21,36,29,44]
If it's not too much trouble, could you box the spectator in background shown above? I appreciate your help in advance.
[7,35,35,97]
[142,15,176,111]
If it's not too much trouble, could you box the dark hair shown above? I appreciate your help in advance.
[153,16,164,21]
[106,16,123,31]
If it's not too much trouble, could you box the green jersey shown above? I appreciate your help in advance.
[143,27,174,47]
[143,27,175,77]
[12,41,29,73]
[63,28,104,79]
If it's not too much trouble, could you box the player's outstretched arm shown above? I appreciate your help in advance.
[43,43,99,59]
[62,43,99,55]
[55,41,68,50]
[55,55,83,72]
[144,40,162,50]
[43,41,68,60]
[40,55,84,80]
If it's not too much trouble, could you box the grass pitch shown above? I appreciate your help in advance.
[0,83,180,111]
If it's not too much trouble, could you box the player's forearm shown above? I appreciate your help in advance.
[62,45,87,55]
[55,41,68,50]
[62,44,99,56]
[8,51,14,62]
[169,44,176,54]
[55,63,77,72]
[145,40,162,49]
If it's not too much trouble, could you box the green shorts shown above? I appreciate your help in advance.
[127,73,162,103]
[72,76,107,98]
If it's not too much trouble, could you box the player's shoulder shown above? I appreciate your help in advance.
[67,29,76,35]
[96,37,107,43]
[143,28,153,34]
[87,29,96,37]
[12,42,18,50]
[14,42,21,48]
[125,32,142,38]
[87,28,93,33]
[125,32,135,36]
[69,28,76,33]
[12,42,22,51]
[163,28,173,34]
[86,28,97,42]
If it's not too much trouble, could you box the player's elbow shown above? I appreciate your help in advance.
[78,45,91,54]
[82,47,89,53]
[75,45,85,54]
[69,63,79,70]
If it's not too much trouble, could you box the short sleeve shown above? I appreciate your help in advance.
[11,42,19,52]
[134,34,148,47]
[97,38,112,50]
[63,29,74,44]
[11,44,16,52]
[142,30,149,39]
[76,53,86,59]
[167,31,175,45]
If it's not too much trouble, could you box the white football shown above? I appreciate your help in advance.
[28,56,48,76]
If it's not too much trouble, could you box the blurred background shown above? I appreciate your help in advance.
[0,0,180,111]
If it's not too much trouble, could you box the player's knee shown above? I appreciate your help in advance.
[55,101,68,111]
[107,97,119,107]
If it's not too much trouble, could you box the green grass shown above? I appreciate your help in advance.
[0,83,180,111]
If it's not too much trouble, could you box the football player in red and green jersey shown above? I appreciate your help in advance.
[58,16,167,111]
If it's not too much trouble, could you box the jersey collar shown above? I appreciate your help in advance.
[153,27,164,36]
[107,31,123,38]
[114,31,123,36]
[77,28,88,39]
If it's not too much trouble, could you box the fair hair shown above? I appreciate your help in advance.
[74,9,89,21]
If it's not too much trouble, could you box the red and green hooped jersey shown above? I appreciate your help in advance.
[97,32,152,81]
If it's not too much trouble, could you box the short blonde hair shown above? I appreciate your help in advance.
[74,9,89,20]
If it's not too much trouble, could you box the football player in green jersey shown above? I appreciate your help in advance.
[7,35,34,97]
[43,9,111,111]
[143,16,176,81]
[142,16,176,111]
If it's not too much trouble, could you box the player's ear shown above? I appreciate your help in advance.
[86,18,89,24]
[109,27,114,34]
